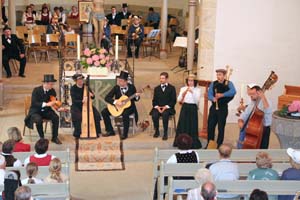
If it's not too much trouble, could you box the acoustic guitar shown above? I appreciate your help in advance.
[108,85,150,117]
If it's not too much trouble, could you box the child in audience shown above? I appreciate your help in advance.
[7,127,30,152]
[44,158,67,183]
[1,140,22,167]
[24,138,55,166]
[21,162,43,185]
[63,24,75,35]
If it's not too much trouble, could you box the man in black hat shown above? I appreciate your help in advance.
[127,15,144,58]
[118,3,131,20]
[206,69,236,148]
[24,74,62,144]
[101,71,140,140]
[2,26,26,78]
[70,73,102,138]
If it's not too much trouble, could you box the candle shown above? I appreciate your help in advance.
[77,34,80,60]
[115,35,119,60]
[241,83,245,99]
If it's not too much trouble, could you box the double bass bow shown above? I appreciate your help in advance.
[241,71,278,149]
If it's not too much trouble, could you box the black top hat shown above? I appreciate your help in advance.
[117,71,129,80]
[42,74,57,82]
[122,3,128,8]
[72,73,85,81]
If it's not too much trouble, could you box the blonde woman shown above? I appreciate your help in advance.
[7,127,30,152]
[44,158,67,183]
[21,162,43,185]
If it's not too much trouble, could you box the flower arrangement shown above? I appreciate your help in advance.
[80,46,112,69]
[278,100,300,118]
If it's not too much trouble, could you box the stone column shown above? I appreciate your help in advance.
[196,0,217,80]
[8,0,16,33]
[187,0,197,72]
[0,4,3,108]
[160,0,168,59]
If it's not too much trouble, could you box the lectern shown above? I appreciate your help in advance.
[198,79,212,138]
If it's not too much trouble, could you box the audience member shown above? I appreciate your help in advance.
[39,6,52,25]
[100,17,111,52]
[146,7,160,29]
[54,6,66,24]
[29,4,36,15]
[187,168,213,200]
[21,162,43,185]
[68,6,79,19]
[46,17,59,34]
[15,186,33,200]
[209,144,239,199]
[44,158,67,183]
[118,3,131,20]
[2,26,27,78]
[22,5,36,28]
[278,148,300,200]
[106,6,121,26]
[7,127,30,152]
[3,170,22,200]
[24,138,55,166]
[63,24,75,35]
[247,152,279,200]
[0,155,6,185]
[250,189,268,200]
[1,140,22,167]
[201,181,217,200]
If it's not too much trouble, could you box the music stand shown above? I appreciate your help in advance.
[143,29,160,60]
[171,36,187,72]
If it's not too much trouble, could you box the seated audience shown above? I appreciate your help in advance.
[63,24,75,35]
[14,186,33,200]
[187,168,213,200]
[7,127,30,152]
[1,140,22,167]
[100,17,111,52]
[201,181,217,200]
[209,144,239,199]
[22,5,36,28]
[46,17,59,34]
[278,148,300,200]
[250,189,269,200]
[106,6,121,26]
[44,158,67,183]
[53,6,66,24]
[3,170,22,200]
[40,6,52,25]
[247,152,279,200]
[24,138,55,166]
[146,7,160,29]
[21,162,43,185]
[68,6,79,19]
[0,155,6,185]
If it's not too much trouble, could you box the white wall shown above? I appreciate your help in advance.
[214,0,300,122]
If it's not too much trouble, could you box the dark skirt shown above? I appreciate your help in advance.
[173,103,202,149]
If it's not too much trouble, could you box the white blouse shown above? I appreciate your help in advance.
[177,86,201,105]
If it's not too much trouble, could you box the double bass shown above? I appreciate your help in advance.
[242,71,278,149]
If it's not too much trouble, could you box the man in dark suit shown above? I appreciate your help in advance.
[118,3,131,20]
[101,71,140,140]
[150,72,177,140]
[24,74,62,144]
[2,26,26,78]
[106,6,121,26]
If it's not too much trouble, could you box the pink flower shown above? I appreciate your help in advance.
[86,58,93,65]
[94,61,100,67]
[105,56,110,61]
[288,101,300,112]
[92,55,100,61]
[100,59,106,65]
[84,48,91,57]
[99,49,107,54]
[99,54,105,59]
[106,62,112,68]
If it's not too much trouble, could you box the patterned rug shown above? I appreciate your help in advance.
[75,135,125,171]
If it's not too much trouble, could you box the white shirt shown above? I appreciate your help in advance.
[21,177,43,185]
[167,150,200,164]
[177,86,201,105]
[0,169,5,185]
[187,187,204,200]
[1,153,22,167]
[24,153,56,166]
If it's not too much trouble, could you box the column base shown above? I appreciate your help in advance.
[159,49,168,59]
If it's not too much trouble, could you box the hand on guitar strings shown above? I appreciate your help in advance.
[116,101,124,107]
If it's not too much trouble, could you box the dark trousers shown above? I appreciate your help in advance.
[127,38,142,58]
[260,126,271,149]
[207,105,228,147]
[2,54,26,76]
[30,110,59,139]
[151,109,172,135]
[101,106,134,137]
[72,106,102,138]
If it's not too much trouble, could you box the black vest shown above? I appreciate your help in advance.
[213,80,234,107]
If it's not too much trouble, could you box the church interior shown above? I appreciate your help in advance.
[0,0,300,199]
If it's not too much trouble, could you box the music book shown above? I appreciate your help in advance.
[147,29,160,38]
[173,36,187,48]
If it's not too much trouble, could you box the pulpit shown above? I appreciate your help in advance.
[198,80,212,138]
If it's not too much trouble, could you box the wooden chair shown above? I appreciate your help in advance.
[27,34,49,63]
[46,33,60,61]
[111,25,127,51]
[32,25,47,35]
[23,96,51,136]
[111,114,137,136]
[63,33,78,58]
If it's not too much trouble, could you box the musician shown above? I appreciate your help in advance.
[118,3,131,20]
[100,17,111,52]
[101,71,140,140]
[238,84,272,149]
[127,16,144,58]
[106,6,121,26]
[207,69,236,148]
[70,74,102,138]
[24,74,62,144]
[150,72,177,140]
[2,26,26,78]
[173,74,202,149]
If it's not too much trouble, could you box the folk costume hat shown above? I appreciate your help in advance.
[215,69,227,75]
[42,74,57,82]
[117,71,129,80]
[247,83,260,89]
[287,148,300,164]
[72,73,85,81]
